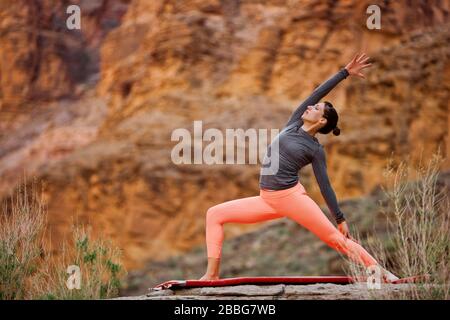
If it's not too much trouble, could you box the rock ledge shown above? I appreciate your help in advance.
[114,283,416,300]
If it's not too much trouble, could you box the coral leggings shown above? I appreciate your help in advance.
[205,182,378,268]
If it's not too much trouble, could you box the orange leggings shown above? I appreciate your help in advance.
[205,182,378,268]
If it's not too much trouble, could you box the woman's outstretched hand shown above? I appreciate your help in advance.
[345,52,372,79]
[338,221,355,240]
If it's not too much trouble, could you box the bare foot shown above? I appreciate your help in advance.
[199,274,220,281]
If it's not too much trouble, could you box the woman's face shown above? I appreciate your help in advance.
[301,102,326,124]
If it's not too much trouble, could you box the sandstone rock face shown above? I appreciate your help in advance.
[0,0,129,110]
[0,1,449,270]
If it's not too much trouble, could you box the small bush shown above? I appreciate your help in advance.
[34,224,127,300]
[344,150,450,299]
[0,175,127,300]
[0,176,46,300]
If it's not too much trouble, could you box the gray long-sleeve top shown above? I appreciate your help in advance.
[259,68,349,224]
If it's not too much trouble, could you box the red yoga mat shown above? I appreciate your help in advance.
[152,275,427,290]
[152,276,354,290]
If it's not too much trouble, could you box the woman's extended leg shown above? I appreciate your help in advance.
[200,195,284,280]
[263,190,378,268]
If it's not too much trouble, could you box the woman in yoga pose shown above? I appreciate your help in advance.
[199,53,399,283]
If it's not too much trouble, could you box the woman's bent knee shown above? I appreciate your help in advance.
[206,206,221,224]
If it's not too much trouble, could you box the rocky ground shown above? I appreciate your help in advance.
[115,282,417,300]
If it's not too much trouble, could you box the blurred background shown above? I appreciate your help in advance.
[0,0,449,297]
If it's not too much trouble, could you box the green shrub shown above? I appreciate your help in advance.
[0,175,127,300]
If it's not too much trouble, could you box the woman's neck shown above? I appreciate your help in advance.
[300,123,318,137]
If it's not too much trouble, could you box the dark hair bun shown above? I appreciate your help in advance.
[332,126,341,136]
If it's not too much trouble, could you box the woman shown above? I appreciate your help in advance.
[199,53,399,283]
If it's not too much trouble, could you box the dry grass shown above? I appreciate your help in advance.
[344,150,450,299]
[32,224,126,300]
[0,175,47,299]
[0,174,127,300]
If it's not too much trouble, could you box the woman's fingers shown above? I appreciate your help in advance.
[361,63,372,68]
[338,224,351,239]
[355,53,363,62]
[358,53,369,62]
[347,53,372,78]
[359,63,372,72]
[359,57,370,64]
[342,230,351,240]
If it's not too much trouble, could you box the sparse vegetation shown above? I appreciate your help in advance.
[0,176,47,299]
[0,175,126,300]
[344,150,450,299]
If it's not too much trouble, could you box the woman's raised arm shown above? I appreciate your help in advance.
[284,53,372,129]
[284,68,349,128]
